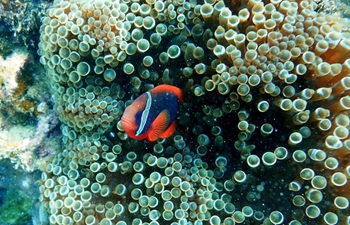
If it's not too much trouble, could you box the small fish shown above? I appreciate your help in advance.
[121,84,183,142]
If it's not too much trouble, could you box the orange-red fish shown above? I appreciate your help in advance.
[121,84,183,142]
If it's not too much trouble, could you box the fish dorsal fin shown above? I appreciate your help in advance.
[159,120,176,139]
[147,109,170,142]
[151,84,183,101]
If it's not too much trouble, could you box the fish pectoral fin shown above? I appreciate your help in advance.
[147,110,170,142]
[159,120,176,139]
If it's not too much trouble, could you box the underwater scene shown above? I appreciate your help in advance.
[0,0,350,224]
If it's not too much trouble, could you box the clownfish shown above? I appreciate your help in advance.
[121,84,183,142]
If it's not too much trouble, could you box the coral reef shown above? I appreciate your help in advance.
[0,0,52,53]
[37,0,350,224]
[0,51,61,171]
[0,1,60,223]
[316,0,350,18]
[0,52,28,97]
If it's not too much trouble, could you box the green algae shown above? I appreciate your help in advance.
[0,189,32,225]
